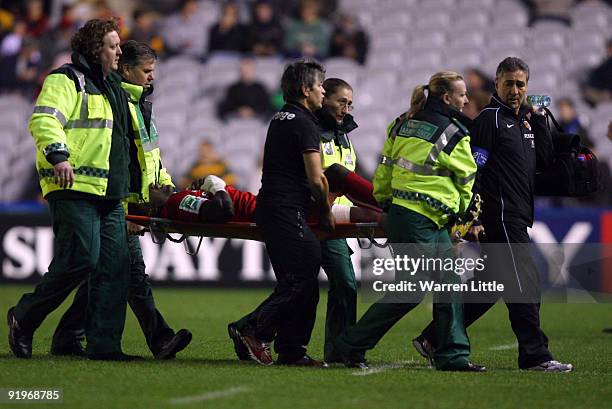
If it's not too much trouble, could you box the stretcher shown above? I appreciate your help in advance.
[127,215,387,255]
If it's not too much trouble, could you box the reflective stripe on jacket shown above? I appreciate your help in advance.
[31,64,114,197]
[122,81,173,204]
[373,99,477,228]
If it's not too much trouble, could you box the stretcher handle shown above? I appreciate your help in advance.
[357,227,389,250]
[163,233,204,256]
[166,234,186,243]
[183,236,204,256]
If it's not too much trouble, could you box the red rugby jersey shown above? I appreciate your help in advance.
[159,186,257,223]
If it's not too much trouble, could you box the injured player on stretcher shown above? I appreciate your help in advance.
[134,164,383,226]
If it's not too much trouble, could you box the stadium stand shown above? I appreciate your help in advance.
[0,0,610,203]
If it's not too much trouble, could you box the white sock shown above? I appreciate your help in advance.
[331,204,351,223]
[200,175,226,194]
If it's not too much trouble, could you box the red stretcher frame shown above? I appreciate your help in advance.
[127,215,387,242]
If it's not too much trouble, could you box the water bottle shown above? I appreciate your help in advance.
[527,95,551,108]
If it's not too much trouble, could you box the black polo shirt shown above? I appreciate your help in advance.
[257,102,320,210]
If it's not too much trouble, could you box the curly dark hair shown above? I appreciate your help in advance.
[71,18,120,62]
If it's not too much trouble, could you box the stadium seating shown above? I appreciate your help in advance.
[1,0,611,201]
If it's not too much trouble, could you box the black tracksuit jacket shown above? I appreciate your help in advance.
[470,94,554,227]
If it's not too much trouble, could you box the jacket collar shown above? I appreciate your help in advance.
[121,81,143,102]
[315,108,358,135]
[71,52,105,81]
[120,81,154,102]
[424,97,473,128]
[489,93,530,118]
[71,51,123,88]
[285,101,319,124]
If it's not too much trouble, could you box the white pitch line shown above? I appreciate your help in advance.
[169,386,250,405]
[489,342,518,351]
[351,360,415,376]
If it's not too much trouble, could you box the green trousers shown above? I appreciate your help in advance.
[13,199,130,356]
[320,239,357,362]
[52,234,174,356]
[334,205,470,370]
[233,238,357,362]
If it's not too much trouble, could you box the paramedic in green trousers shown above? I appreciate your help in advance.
[314,78,360,363]
[49,40,192,360]
[7,18,134,361]
[333,71,485,372]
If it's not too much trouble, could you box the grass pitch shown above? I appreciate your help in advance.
[0,285,611,409]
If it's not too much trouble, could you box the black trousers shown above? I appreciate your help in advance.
[421,219,553,369]
[242,205,321,361]
[53,234,174,355]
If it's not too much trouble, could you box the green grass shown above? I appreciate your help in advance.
[0,285,611,409]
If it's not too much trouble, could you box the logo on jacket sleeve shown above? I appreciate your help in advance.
[472,147,489,168]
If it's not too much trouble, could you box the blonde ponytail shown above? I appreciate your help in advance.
[406,71,464,118]
[407,85,429,119]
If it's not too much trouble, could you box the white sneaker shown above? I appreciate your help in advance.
[527,360,574,372]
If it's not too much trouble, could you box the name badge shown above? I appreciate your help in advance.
[345,152,353,166]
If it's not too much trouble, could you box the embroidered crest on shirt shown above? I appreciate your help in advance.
[179,195,207,214]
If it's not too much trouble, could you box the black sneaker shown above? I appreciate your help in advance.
[154,329,193,360]
[445,362,487,372]
[51,329,86,357]
[50,342,86,357]
[7,307,32,359]
[88,352,145,361]
[412,335,434,366]
[227,323,250,361]
[343,358,369,370]
[277,354,328,368]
